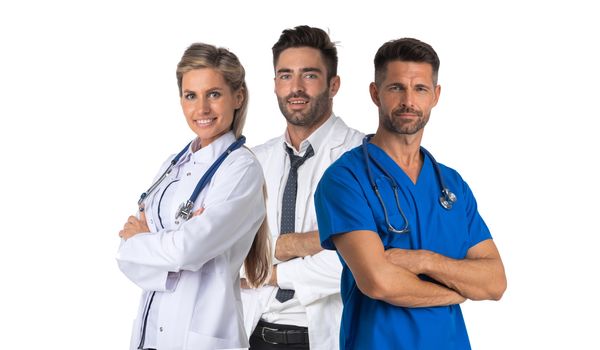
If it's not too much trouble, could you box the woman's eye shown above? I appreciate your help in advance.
[208,91,221,98]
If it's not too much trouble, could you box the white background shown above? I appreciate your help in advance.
[1,0,598,348]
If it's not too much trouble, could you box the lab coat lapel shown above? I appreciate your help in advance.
[264,139,287,237]
[297,118,349,231]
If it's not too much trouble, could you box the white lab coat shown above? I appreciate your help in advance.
[117,132,266,350]
[241,116,363,350]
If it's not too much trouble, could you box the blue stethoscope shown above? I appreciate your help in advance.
[362,134,457,234]
[137,136,246,221]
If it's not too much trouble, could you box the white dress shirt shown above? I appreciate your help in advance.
[242,115,364,350]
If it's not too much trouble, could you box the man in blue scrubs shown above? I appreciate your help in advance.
[314,38,507,349]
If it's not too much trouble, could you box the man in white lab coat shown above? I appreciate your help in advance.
[241,25,364,350]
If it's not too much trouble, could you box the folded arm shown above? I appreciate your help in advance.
[274,230,323,261]
[333,230,465,307]
[117,156,265,289]
[385,239,507,301]
[264,231,333,304]
[268,248,342,305]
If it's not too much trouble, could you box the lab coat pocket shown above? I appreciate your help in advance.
[187,295,245,349]
[185,330,244,350]
[189,259,240,339]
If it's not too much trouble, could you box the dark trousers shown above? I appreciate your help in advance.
[249,319,310,350]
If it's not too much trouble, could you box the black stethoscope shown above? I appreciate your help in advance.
[362,134,457,234]
[137,136,246,222]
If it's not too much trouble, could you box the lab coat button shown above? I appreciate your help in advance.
[175,221,180,224]
[159,326,163,332]
[187,172,191,176]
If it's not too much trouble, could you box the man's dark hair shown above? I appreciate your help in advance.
[272,25,338,82]
[374,38,440,86]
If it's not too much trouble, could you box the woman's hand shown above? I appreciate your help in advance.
[119,210,150,240]
[193,206,205,217]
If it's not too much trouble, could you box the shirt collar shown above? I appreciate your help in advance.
[283,112,337,156]
[187,131,237,164]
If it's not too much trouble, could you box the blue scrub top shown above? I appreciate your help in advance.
[314,143,492,350]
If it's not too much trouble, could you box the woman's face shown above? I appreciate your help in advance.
[180,68,243,148]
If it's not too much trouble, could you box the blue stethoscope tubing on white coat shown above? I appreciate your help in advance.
[361,134,457,234]
[137,136,246,221]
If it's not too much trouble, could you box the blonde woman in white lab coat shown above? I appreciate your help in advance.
[117,43,271,350]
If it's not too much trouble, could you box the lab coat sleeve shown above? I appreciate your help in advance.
[116,257,181,291]
[116,154,265,291]
[275,249,342,306]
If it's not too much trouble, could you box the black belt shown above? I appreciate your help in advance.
[256,322,309,345]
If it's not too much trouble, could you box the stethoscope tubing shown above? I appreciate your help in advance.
[138,142,191,207]
[361,134,456,233]
[362,136,410,233]
[137,136,246,220]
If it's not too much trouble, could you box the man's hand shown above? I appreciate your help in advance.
[386,240,507,301]
[332,230,467,307]
[275,231,323,261]
[384,248,431,275]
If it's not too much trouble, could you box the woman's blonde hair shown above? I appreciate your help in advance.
[244,185,272,287]
[176,43,248,138]
[177,43,271,287]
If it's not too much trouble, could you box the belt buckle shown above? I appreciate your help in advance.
[261,326,280,345]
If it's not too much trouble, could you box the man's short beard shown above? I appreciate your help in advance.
[278,89,331,127]
[380,107,429,135]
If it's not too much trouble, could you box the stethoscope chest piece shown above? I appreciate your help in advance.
[439,188,457,210]
[176,200,194,221]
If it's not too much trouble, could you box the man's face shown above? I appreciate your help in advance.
[371,61,440,136]
[274,47,337,128]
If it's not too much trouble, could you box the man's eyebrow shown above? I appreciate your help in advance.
[301,67,322,73]
[276,67,323,74]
